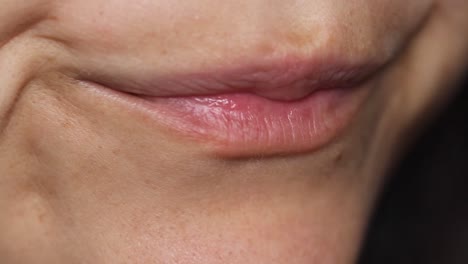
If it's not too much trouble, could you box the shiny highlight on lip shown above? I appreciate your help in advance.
[139,86,368,157]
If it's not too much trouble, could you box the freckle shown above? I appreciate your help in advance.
[334,152,344,164]
[284,31,310,49]
[61,121,71,128]
[38,212,46,223]
[48,15,59,22]
[161,48,168,56]
[256,41,275,57]
[47,188,57,197]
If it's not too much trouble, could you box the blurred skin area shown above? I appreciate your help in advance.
[0,1,468,263]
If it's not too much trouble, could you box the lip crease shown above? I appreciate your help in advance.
[81,56,383,157]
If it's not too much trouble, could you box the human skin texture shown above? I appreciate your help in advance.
[0,1,468,263]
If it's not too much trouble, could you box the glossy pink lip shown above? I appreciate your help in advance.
[83,57,383,157]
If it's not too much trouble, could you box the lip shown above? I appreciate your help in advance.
[89,57,379,101]
[80,57,383,157]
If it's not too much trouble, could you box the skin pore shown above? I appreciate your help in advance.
[1,1,468,263]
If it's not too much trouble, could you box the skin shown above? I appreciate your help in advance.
[0,1,467,263]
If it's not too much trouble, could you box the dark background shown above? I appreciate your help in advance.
[359,75,468,264]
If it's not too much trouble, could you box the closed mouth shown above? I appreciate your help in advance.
[79,55,385,157]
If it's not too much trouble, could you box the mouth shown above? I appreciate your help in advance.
[79,56,384,157]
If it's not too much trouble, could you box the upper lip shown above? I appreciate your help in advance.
[83,56,383,101]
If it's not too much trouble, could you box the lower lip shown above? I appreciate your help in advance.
[133,85,369,157]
